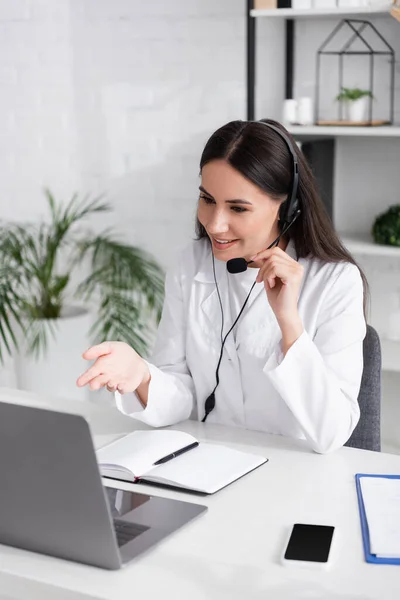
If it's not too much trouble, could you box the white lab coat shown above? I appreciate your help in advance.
[116,238,366,454]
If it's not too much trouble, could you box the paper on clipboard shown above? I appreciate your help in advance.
[360,476,400,558]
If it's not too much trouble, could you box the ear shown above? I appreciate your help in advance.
[278,199,287,223]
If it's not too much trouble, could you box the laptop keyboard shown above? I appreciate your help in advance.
[113,519,149,547]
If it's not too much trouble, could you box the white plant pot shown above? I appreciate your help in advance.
[15,307,92,402]
[345,97,369,123]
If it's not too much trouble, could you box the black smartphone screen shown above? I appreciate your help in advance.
[284,524,334,563]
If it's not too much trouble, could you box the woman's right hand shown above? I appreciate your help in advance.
[76,341,150,395]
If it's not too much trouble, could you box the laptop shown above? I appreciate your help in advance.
[0,401,207,570]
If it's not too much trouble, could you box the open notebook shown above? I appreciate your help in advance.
[96,429,268,495]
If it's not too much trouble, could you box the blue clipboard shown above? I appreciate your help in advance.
[355,473,400,565]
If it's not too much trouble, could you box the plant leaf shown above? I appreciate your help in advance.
[0,191,164,361]
[90,291,151,356]
[76,234,165,354]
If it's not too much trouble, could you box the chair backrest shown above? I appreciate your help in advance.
[345,325,381,452]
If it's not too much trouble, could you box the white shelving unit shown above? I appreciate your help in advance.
[251,4,393,18]
[288,125,400,137]
[341,233,400,257]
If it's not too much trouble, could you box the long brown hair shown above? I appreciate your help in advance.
[196,119,368,316]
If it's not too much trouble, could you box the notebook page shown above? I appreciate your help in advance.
[360,477,400,558]
[144,443,267,494]
[96,430,197,478]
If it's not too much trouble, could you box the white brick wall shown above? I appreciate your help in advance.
[71,0,250,268]
[0,0,251,266]
[0,0,79,221]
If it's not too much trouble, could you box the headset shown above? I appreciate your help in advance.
[202,121,302,422]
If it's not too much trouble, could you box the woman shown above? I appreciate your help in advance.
[77,119,367,454]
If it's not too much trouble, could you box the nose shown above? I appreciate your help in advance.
[206,209,230,235]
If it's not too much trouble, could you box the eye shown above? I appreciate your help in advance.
[199,194,214,204]
[199,195,248,213]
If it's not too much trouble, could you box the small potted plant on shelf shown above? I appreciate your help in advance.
[335,87,374,123]
[372,204,400,247]
[0,190,164,401]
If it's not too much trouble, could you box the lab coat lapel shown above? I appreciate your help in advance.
[194,251,237,362]
[234,286,278,348]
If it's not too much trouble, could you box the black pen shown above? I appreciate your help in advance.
[153,441,199,465]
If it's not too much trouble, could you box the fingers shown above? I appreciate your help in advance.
[82,342,113,361]
[87,373,110,391]
[257,257,302,287]
[256,255,289,284]
[76,356,108,387]
[76,341,140,394]
[251,246,286,262]
[77,366,118,392]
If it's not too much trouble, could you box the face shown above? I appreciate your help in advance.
[197,159,283,263]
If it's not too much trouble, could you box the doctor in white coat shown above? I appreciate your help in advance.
[77,119,367,454]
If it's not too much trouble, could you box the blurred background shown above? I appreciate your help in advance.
[0,0,399,452]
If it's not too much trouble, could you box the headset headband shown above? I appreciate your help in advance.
[255,121,299,225]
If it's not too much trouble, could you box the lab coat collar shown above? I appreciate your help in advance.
[193,240,216,284]
[194,238,298,353]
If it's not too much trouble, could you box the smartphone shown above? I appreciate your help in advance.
[281,524,335,568]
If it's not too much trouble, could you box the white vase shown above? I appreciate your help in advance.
[345,97,369,123]
[15,306,92,402]
[282,99,298,125]
[297,97,314,125]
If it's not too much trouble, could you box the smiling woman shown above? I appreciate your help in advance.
[77,119,368,454]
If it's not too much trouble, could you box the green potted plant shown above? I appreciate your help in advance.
[0,190,164,401]
[335,87,373,122]
[372,204,400,247]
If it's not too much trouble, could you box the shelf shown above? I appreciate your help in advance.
[381,338,400,372]
[251,4,392,18]
[340,233,400,257]
[338,235,400,371]
[287,125,400,138]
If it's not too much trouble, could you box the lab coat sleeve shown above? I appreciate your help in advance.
[263,263,366,454]
[115,258,195,428]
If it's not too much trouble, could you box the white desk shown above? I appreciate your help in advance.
[1,388,400,600]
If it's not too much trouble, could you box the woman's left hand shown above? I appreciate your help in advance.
[252,246,304,325]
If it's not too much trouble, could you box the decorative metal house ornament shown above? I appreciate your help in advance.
[315,19,395,126]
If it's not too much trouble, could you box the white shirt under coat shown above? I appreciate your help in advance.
[116,238,366,454]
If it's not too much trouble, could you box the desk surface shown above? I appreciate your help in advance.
[1,388,400,600]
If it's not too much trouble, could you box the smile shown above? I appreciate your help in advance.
[211,238,239,250]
